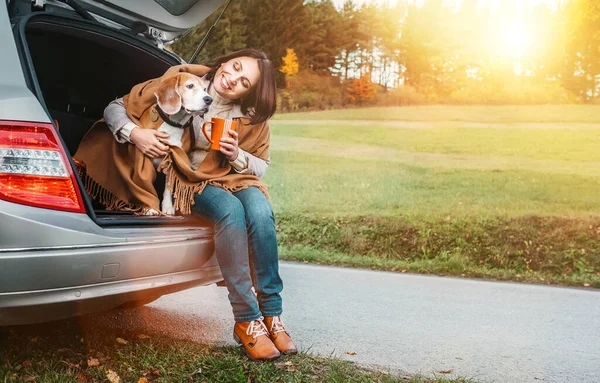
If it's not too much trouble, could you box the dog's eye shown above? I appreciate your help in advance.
[186,83,194,89]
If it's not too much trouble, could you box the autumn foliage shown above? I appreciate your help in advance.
[346,73,377,105]
[280,48,299,77]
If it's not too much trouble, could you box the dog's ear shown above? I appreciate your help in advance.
[154,75,181,115]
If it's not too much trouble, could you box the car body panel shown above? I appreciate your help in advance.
[72,0,225,42]
[0,1,224,326]
[0,1,50,122]
[0,263,222,326]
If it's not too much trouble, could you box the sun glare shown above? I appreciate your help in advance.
[499,21,532,59]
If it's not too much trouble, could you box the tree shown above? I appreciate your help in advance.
[280,48,299,77]
[561,0,600,101]
[335,0,360,81]
[243,0,311,86]
[171,2,247,64]
[346,72,377,105]
[303,0,343,73]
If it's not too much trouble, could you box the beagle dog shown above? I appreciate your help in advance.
[146,72,212,215]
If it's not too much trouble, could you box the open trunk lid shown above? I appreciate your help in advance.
[48,0,225,43]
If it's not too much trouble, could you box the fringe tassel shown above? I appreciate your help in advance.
[75,160,148,215]
[159,157,270,215]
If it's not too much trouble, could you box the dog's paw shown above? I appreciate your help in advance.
[161,200,176,215]
[162,206,176,215]
[145,209,160,216]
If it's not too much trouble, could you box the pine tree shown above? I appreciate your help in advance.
[303,0,343,73]
[171,2,247,64]
[242,0,310,85]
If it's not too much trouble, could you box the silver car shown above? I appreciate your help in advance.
[0,0,227,326]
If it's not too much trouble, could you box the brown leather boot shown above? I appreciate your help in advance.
[233,318,281,361]
[264,316,298,355]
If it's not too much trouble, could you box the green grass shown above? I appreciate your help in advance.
[270,123,600,163]
[276,215,600,288]
[0,320,474,383]
[265,151,600,219]
[274,105,600,123]
[264,105,600,286]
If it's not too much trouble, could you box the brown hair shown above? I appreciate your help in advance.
[203,49,277,125]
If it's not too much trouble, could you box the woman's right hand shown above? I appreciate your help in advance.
[129,127,170,158]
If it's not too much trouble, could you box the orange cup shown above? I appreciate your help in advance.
[201,117,239,151]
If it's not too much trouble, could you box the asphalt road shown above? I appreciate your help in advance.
[95,262,600,383]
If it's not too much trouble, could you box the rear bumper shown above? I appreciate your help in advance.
[0,264,222,326]
[0,225,222,325]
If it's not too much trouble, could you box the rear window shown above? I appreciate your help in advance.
[154,0,199,16]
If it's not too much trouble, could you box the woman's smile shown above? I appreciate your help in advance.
[220,74,232,90]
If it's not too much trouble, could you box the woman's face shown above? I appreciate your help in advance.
[213,56,261,100]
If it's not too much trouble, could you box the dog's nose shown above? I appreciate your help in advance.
[203,96,213,105]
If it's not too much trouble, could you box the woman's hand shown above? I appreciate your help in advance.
[220,130,239,161]
[129,127,170,158]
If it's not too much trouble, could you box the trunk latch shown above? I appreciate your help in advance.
[31,0,45,11]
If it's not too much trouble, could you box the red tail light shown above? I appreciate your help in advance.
[0,121,85,213]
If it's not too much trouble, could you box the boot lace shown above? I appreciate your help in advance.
[269,316,287,334]
[246,318,269,339]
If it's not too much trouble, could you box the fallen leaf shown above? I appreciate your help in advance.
[274,360,297,372]
[30,337,38,343]
[137,378,149,383]
[77,374,90,383]
[106,370,121,383]
[23,376,35,382]
[502,355,512,359]
[345,351,357,356]
[87,358,100,367]
[137,334,150,340]
[438,369,454,374]
[22,360,32,367]
[583,283,591,287]
[401,269,407,273]
[116,337,128,345]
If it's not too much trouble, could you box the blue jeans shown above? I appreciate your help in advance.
[192,185,283,322]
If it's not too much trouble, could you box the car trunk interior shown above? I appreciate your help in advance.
[23,19,197,224]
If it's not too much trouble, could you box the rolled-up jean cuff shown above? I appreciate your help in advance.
[235,313,263,323]
[261,311,283,317]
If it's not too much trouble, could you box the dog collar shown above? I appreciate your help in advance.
[155,105,192,129]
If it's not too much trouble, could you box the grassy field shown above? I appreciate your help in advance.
[0,320,474,383]
[274,105,600,123]
[265,105,600,287]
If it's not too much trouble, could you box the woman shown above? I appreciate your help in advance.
[103,49,295,361]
